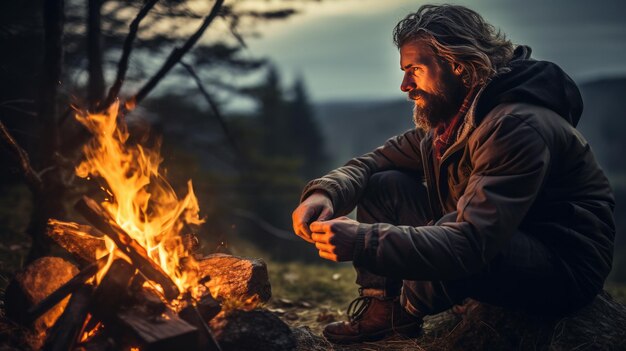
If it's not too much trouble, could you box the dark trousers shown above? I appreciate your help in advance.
[355,170,591,317]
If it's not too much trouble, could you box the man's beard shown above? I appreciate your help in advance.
[409,84,466,131]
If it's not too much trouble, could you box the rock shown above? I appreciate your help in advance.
[209,309,295,351]
[292,326,332,351]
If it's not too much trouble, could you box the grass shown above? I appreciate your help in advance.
[267,260,359,308]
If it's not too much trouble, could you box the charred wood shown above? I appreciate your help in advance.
[41,284,94,351]
[89,259,136,322]
[115,307,198,351]
[75,196,180,300]
[179,295,222,351]
[46,219,106,264]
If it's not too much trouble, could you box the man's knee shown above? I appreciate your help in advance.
[357,170,430,226]
[363,170,421,199]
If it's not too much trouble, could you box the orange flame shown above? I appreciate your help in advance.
[75,101,203,297]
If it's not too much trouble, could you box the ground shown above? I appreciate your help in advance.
[1,183,625,350]
[264,259,626,350]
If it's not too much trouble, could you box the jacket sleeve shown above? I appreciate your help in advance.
[353,114,552,280]
[301,129,425,216]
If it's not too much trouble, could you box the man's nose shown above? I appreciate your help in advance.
[400,72,416,92]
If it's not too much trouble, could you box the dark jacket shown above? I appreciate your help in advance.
[301,46,615,299]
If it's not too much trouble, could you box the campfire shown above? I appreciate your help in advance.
[5,103,274,350]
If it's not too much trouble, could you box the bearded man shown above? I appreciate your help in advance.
[291,4,615,344]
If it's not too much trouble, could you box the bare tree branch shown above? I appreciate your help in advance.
[87,0,105,109]
[128,0,225,108]
[226,14,247,49]
[0,121,43,191]
[180,61,242,159]
[101,0,159,110]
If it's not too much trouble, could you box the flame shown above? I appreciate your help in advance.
[75,101,203,297]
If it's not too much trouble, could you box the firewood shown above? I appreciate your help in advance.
[178,294,222,351]
[194,293,221,321]
[115,307,198,351]
[41,284,94,351]
[47,219,106,264]
[178,304,222,351]
[4,256,79,347]
[89,259,136,322]
[197,254,271,303]
[75,196,180,300]
[133,289,167,316]
[26,254,109,324]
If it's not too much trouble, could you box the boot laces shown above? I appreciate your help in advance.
[346,296,373,322]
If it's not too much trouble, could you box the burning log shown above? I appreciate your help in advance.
[47,219,106,264]
[75,196,180,300]
[85,259,200,351]
[4,256,79,348]
[41,284,94,351]
[198,254,271,304]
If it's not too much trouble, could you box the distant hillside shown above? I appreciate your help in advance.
[314,100,413,167]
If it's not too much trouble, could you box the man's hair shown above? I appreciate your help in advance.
[393,4,514,88]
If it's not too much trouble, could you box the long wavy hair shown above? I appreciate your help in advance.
[393,4,514,88]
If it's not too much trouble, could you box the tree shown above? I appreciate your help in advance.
[288,75,329,180]
[0,0,306,261]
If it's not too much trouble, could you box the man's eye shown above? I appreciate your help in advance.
[412,67,421,75]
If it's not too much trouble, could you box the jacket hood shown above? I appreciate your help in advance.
[475,46,583,127]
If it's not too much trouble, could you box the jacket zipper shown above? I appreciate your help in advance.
[436,140,468,211]
[420,137,443,220]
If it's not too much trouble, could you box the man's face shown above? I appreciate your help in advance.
[400,40,467,130]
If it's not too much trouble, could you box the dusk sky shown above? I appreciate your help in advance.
[240,0,626,102]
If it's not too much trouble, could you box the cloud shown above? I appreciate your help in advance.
[245,0,626,101]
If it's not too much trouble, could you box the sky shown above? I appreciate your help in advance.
[238,0,626,102]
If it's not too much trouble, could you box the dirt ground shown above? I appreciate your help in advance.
[1,191,625,351]
[264,259,626,350]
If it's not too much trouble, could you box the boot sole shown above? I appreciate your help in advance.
[323,322,422,344]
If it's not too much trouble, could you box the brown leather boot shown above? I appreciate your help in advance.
[323,290,423,344]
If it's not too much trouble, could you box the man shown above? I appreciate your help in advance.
[291,4,616,345]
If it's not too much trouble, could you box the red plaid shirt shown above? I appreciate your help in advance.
[432,90,476,161]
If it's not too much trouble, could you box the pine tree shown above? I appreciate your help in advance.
[288,75,329,180]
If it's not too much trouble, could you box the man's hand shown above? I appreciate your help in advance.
[310,217,360,262]
[292,191,334,243]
